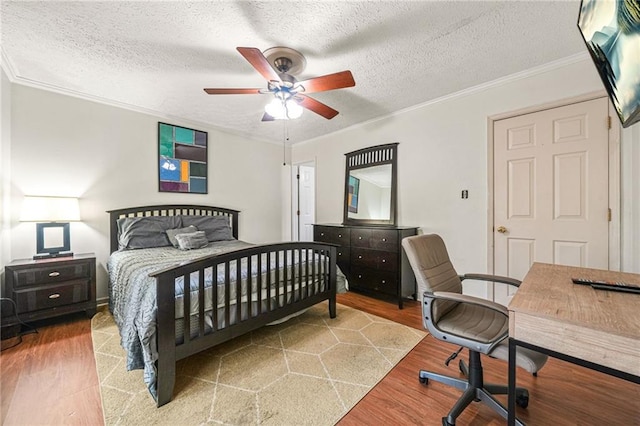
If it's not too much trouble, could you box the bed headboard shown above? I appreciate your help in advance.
[107,204,240,253]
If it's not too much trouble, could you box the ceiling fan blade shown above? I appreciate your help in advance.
[261,112,275,122]
[296,94,339,119]
[297,71,355,94]
[237,47,281,83]
[204,88,262,95]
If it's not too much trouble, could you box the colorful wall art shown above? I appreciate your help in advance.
[158,122,208,193]
[348,175,360,213]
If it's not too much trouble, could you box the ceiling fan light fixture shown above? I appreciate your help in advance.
[205,46,355,120]
[265,97,303,120]
[286,100,303,119]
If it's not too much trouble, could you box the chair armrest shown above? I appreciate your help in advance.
[423,291,508,354]
[459,273,521,288]
[430,291,508,317]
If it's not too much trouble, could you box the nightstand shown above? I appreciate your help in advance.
[2,253,96,337]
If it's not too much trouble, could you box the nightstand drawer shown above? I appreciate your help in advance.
[14,279,90,313]
[11,263,91,287]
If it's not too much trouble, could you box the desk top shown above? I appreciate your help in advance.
[509,263,640,375]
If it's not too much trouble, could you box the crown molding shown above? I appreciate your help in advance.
[0,50,277,146]
[298,52,591,146]
[3,47,590,148]
[1,48,18,81]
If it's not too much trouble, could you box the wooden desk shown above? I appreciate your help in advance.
[507,263,640,425]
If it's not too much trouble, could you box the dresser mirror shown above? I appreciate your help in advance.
[343,143,398,226]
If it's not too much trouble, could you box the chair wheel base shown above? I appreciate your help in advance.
[418,370,429,385]
[516,390,529,408]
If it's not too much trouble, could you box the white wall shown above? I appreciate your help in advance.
[621,125,640,273]
[1,68,12,272]
[7,85,285,301]
[293,56,640,296]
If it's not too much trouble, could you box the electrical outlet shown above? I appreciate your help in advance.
[462,190,469,199]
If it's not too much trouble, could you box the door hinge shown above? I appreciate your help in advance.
[296,174,300,180]
[297,210,300,216]
[608,208,612,222]
[608,116,612,129]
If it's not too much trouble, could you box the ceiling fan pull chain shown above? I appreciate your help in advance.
[282,120,288,166]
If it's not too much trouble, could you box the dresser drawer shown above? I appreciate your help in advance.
[314,226,351,245]
[351,228,372,248]
[350,267,397,296]
[351,248,398,271]
[350,248,377,269]
[14,279,90,313]
[11,263,91,287]
[351,229,397,251]
[336,247,350,273]
[370,230,398,251]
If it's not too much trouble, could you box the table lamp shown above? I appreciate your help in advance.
[20,196,81,259]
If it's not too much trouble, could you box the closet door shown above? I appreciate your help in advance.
[493,97,610,305]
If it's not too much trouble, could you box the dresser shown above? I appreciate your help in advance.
[1,253,96,338]
[313,224,417,308]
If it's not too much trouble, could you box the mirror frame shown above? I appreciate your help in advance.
[343,143,398,226]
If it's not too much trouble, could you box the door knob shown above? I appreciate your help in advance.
[497,226,507,234]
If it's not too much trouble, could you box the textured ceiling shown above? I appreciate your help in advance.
[1,1,587,144]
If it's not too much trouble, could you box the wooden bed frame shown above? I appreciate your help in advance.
[108,204,337,406]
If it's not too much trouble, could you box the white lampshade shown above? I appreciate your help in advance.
[265,98,303,120]
[20,196,81,222]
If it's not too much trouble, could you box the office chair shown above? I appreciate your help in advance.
[402,234,547,426]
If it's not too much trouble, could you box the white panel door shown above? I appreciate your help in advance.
[494,97,610,305]
[298,164,315,241]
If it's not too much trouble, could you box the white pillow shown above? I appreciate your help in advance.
[166,225,198,248]
[175,231,209,250]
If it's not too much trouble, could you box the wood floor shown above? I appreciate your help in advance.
[1,292,639,425]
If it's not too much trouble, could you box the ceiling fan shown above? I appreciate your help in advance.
[204,47,355,121]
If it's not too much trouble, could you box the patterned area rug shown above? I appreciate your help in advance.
[91,303,425,425]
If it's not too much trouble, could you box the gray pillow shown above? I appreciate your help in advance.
[117,216,181,249]
[166,225,198,248]
[180,215,234,242]
[175,231,209,250]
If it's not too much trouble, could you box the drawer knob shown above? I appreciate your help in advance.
[358,255,362,259]
[320,233,324,236]
[338,234,342,237]
[358,236,362,239]
[381,280,386,284]
[382,259,386,263]
[338,252,342,256]
[382,238,387,242]
[48,293,61,299]
[49,271,60,277]
[358,274,362,278]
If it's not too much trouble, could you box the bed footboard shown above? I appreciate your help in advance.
[149,241,337,407]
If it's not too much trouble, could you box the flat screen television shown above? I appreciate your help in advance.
[577,0,640,128]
